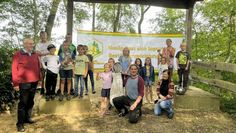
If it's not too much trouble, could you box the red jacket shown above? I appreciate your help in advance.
[12,50,40,86]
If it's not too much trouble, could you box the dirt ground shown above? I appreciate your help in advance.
[1,80,236,133]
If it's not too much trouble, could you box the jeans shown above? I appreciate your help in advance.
[74,75,84,96]
[84,70,95,93]
[113,96,142,123]
[17,82,38,126]
[177,68,189,88]
[45,70,57,96]
[154,99,173,117]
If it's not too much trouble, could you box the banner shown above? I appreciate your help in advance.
[77,30,184,69]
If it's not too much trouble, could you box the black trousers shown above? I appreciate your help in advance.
[84,70,95,93]
[17,82,38,126]
[46,70,57,96]
[177,68,189,88]
[113,96,142,123]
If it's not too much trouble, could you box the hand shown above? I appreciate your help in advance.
[35,51,42,55]
[130,103,137,111]
[159,95,166,100]
[83,74,87,78]
[177,66,180,70]
[14,86,19,91]
[185,67,188,71]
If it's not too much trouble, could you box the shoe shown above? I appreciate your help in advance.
[40,88,45,95]
[17,124,25,132]
[85,93,88,96]
[45,96,50,101]
[24,118,35,124]
[118,109,126,117]
[92,91,96,94]
[66,94,71,101]
[73,94,78,98]
[59,94,64,101]
[78,95,83,99]
[51,95,55,100]
[168,112,174,119]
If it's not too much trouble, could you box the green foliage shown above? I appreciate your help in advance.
[150,8,185,34]
[0,43,18,112]
[96,4,138,32]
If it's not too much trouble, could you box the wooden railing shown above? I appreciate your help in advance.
[191,61,236,93]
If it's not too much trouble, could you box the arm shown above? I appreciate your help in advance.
[166,82,175,99]
[84,62,88,78]
[12,52,19,87]
[175,52,180,69]
[96,73,101,81]
[169,47,175,58]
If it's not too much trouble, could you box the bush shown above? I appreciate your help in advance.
[0,43,19,112]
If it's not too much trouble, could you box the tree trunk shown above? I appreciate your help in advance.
[45,0,61,41]
[138,5,150,34]
[92,3,96,31]
[113,4,121,32]
[32,0,39,43]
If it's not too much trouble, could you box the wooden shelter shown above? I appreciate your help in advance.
[66,0,203,53]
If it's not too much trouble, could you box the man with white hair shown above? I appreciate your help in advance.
[12,38,40,132]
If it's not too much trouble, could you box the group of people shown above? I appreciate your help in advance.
[11,31,191,131]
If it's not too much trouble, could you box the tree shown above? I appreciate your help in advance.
[138,5,150,34]
[150,8,185,34]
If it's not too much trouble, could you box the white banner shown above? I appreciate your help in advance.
[77,30,184,69]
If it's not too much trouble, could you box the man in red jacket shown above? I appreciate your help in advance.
[12,38,40,132]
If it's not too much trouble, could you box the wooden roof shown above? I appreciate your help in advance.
[73,0,203,9]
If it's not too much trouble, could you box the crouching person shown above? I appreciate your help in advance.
[12,38,40,132]
[154,69,174,119]
[113,64,144,123]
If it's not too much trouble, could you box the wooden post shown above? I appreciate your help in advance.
[67,0,73,36]
[185,7,193,53]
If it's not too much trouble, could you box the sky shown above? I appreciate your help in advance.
[51,5,163,47]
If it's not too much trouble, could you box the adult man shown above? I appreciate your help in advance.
[113,64,144,123]
[35,31,50,95]
[12,38,40,132]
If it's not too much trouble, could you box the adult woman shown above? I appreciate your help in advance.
[113,64,144,123]
[154,69,174,119]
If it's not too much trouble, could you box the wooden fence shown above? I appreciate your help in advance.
[191,61,236,93]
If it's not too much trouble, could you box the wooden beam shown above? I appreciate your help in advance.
[67,0,73,36]
[191,73,236,93]
[185,7,193,53]
[192,61,236,73]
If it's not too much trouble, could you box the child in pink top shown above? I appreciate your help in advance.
[96,63,113,116]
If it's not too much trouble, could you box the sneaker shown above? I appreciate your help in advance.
[168,112,174,119]
[17,124,25,132]
[85,93,88,96]
[118,109,126,117]
[66,94,71,101]
[45,96,50,101]
[24,118,35,124]
[92,91,96,94]
[59,94,64,101]
[51,95,55,100]
[73,94,78,98]
[78,95,83,99]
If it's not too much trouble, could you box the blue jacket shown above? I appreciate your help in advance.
[141,65,155,82]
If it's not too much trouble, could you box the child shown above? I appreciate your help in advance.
[175,42,191,90]
[158,57,168,80]
[142,57,155,103]
[108,58,115,72]
[118,47,132,83]
[74,44,89,98]
[42,44,60,101]
[58,41,75,101]
[96,63,113,116]
[83,45,96,95]
[135,58,143,77]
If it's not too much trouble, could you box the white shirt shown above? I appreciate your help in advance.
[35,42,50,62]
[42,55,60,74]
